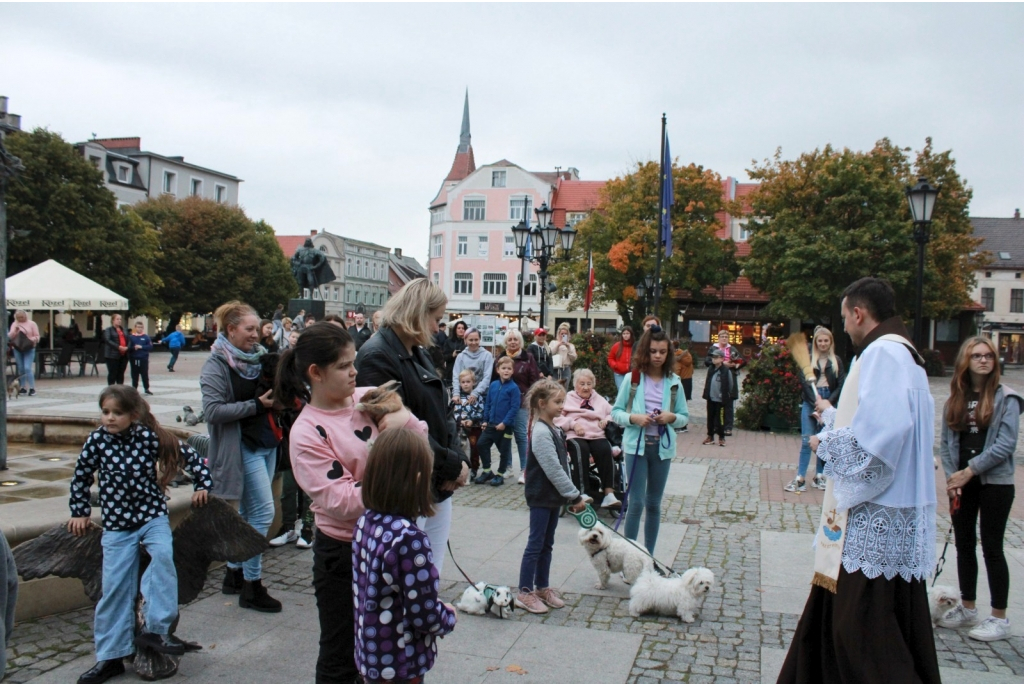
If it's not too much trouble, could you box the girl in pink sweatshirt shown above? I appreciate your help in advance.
[274,323,427,683]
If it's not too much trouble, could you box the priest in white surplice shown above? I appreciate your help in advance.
[779,277,941,684]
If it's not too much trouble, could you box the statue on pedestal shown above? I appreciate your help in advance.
[291,238,336,297]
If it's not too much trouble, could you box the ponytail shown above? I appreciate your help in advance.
[274,346,311,409]
[273,322,354,410]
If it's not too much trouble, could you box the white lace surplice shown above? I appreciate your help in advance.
[815,341,937,583]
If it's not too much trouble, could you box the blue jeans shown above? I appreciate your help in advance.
[797,387,830,480]
[228,443,277,580]
[624,440,672,554]
[476,426,512,474]
[513,407,530,471]
[13,348,35,390]
[518,506,560,591]
[613,373,626,391]
[95,516,177,661]
[167,347,180,370]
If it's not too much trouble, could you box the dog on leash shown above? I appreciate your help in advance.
[7,377,20,401]
[929,585,962,625]
[578,523,653,589]
[628,567,715,623]
[455,582,514,618]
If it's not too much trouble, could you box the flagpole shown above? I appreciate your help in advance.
[653,113,666,315]
[585,239,592,332]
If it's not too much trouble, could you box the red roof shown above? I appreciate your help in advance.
[699,277,770,303]
[92,137,141,150]
[444,148,476,183]
[276,234,307,257]
[551,180,606,227]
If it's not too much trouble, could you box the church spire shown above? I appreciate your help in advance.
[458,88,471,153]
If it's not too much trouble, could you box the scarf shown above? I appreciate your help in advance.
[211,333,265,380]
[812,317,921,593]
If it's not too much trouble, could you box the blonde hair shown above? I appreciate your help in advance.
[503,329,524,348]
[214,300,258,334]
[810,326,839,372]
[381,279,447,348]
[14,309,28,321]
[557,322,571,334]
[458,368,477,383]
[495,356,514,370]
[572,368,596,385]
[526,378,565,426]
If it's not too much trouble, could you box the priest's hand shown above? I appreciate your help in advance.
[809,436,820,453]
[814,397,832,414]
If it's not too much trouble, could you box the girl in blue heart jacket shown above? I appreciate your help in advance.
[68,386,211,684]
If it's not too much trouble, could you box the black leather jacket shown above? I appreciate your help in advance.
[798,356,845,406]
[102,326,127,360]
[355,327,467,502]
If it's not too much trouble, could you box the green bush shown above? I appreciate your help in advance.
[571,332,618,399]
[735,341,803,431]
[921,348,947,377]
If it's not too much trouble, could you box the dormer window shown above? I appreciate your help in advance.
[116,165,131,182]
[999,251,1012,260]
[492,170,506,188]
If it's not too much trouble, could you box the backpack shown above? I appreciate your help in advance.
[625,368,678,415]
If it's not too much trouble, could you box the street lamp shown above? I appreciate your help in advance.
[906,177,940,350]
[515,201,577,329]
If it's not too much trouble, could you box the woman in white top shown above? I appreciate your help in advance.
[451,327,494,403]
[548,322,578,389]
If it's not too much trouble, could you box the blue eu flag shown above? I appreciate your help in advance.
[661,134,674,258]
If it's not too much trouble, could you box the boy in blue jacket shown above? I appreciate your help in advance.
[472,356,521,486]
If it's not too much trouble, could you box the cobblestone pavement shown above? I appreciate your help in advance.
[4,360,1024,683]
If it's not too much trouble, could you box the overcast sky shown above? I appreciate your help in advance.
[3,3,1022,264]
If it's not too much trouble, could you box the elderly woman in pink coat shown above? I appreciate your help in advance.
[554,368,621,510]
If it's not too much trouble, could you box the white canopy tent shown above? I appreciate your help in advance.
[6,259,129,348]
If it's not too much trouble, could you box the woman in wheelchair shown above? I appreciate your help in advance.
[554,369,621,510]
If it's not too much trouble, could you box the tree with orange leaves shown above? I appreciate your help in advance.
[550,160,739,329]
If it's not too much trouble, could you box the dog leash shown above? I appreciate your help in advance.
[932,494,959,587]
[446,540,513,616]
[447,540,478,587]
[572,504,679,578]
[613,414,670,534]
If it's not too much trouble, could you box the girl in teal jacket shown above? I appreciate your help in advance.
[611,326,688,554]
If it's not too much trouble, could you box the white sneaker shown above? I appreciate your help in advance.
[937,604,979,629]
[518,472,526,485]
[600,493,621,509]
[968,617,1012,642]
[295,526,313,549]
[269,529,298,547]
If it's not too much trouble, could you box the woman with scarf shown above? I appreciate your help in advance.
[492,328,540,484]
[200,301,282,613]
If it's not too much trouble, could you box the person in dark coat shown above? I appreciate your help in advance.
[704,330,744,435]
[128,320,154,395]
[355,279,469,576]
[442,320,467,385]
[102,314,130,385]
[348,312,373,351]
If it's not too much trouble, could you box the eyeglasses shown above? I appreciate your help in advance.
[970,353,995,362]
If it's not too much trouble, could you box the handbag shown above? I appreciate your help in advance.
[12,330,35,352]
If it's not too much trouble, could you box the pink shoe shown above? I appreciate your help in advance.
[514,589,549,614]
[535,587,565,609]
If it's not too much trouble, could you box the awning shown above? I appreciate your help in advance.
[6,260,129,311]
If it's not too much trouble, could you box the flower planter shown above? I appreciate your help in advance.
[762,412,799,433]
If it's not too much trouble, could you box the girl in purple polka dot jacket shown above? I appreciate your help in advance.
[353,429,457,684]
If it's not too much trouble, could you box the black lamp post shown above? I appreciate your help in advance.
[513,201,577,330]
[906,177,940,350]
[636,274,655,318]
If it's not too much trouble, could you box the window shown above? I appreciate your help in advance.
[117,165,131,183]
[354,291,360,304]
[215,184,227,203]
[371,292,377,305]
[936,320,959,342]
[482,273,507,296]
[432,272,440,285]
[516,273,537,297]
[372,262,377,280]
[333,287,339,301]
[89,155,101,169]
[504,235,516,257]
[432,235,443,258]
[982,287,995,312]
[190,178,202,197]
[356,259,361,277]
[732,218,750,241]
[346,257,353,275]
[319,245,328,253]
[478,235,488,257]
[1000,251,1012,260]
[162,171,176,195]
[492,170,506,188]
[463,199,486,221]
[1011,289,1023,313]
[453,272,473,295]
[566,212,587,227]
[430,208,445,224]
[509,196,533,221]
[458,235,468,256]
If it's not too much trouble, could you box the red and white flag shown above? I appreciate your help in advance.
[583,250,595,314]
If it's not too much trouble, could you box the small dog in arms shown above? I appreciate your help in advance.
[578,523,653,589]
[629,567,715,623]
[455,582,514,618]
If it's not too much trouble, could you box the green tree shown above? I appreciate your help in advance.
[549,161,740,329]
[5,128,164,315]
[743,138,982,354]
[134,195,296,318]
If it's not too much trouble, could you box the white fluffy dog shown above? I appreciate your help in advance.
[455,582,514,619]
[578,523,653,589]
[929,585,961,625]
[629,567,715,623]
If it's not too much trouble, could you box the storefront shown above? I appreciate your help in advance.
[992,326,1024,365]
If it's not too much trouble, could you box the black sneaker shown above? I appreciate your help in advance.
[28,389,35,396]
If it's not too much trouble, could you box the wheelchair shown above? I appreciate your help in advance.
[561,426,626,519]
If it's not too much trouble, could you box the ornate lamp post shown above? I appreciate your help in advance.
[636,274,655,318]
[906,177,940,350]
[513,202,576,330]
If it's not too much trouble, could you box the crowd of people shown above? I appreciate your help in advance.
[0,274,1016,685]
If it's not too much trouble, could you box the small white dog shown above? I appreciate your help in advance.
[455,582,514,619]
[578,523,653,589]
[629,567,715,623]
[929,585,962,626]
